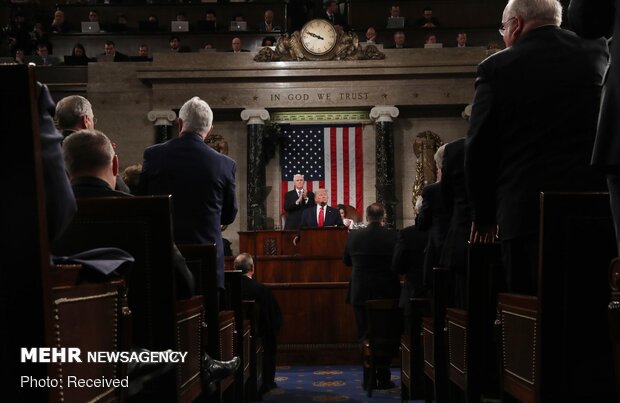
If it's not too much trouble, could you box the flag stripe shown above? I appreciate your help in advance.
[280,124,363,217]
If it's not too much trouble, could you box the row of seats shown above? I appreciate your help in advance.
[398,192,619,402]
[4,63,265,403]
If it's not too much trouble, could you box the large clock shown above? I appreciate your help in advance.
[300,19,338,58]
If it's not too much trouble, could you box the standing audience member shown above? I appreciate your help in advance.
[569,0,620,256]
[466,0,608,294]
[283,173,315,229]
[343,203,400,389]
[323,0,347,31]
[233,253,282,395]
[54,95,131,193]
[416,145,450,294]
[139,96,238,294]
[439,138,471,307]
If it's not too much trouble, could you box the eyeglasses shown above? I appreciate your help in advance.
[499,16,516,36]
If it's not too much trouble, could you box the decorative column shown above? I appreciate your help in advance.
[370,106,399,228]
[147,110,176,144]
[241,108,270,231]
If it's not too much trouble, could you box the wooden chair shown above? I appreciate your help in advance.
[421,267,450,403]
[176,243,237,403]
[401,298,430,402]
[2,64,130,402]
[52,196,205,402]
[444,242,501,402]
[243,300,264,400]
[496,192,617,402]
[48,265,131,403]
[362,299,402,397]
[609,257,620,402]
[224,270,251,403]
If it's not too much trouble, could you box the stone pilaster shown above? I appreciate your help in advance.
[147,110,176,144]
[370,106,399,228]
[241,108,270,230]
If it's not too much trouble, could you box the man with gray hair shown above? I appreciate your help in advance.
[466,0,608,294]
[283,173,315,229]
[140,96,238,293]
[233,252,282,394]
[55,95,131,193]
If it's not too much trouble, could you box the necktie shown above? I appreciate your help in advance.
[318,206,324,227]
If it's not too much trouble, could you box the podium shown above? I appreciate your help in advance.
[236,227,357,364]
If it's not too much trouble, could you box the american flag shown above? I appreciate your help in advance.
[280,124,364,217]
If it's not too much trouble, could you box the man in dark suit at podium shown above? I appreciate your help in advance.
[300,188,344,228]
[284,173,315,229]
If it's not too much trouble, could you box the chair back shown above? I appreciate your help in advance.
[365,299,402,358]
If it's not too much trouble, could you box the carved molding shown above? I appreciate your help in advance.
[147,110,176,126]
[241,108,270,125]
[271,110,370,124]
[370,106,399,123]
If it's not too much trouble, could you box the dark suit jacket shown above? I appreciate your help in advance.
[344,222,400,306]
[283,189,315,229]
[465,26,608,240]
[392,225,429,304]
[140,131,238,289]
[417,181,450,287]
[241,275,282,349]
[100,52,129,62]
[71,176,195,298]
[440,138,471,272]
[569,0,620,173]
[300,204,344,228]
[322,12,347,29]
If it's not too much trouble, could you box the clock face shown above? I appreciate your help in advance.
[300,19,338,56]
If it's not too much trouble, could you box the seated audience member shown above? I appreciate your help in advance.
[139,14,159,32]
[203,42,215,50]
[35,43,61,66]
[63,129,196,299]
[88,9,99,23]
[102,40,128,62]
[389,4,401,19]
[386,31,409,48]
[199,10,218,31]
[486,41,501,54]
[414,7,440,28]
[261,36,277,47]
[51,10,71,33]
[456,32,467,47]
[66,43,95,65]
[424,33,438,44]
[169,35,191,53]
[14,48,25,64]
[109,14,129,32]
[135,44,152,61]
[55,95,131,193]
[259,9,281,32]
[122,164,142,195]
[365,27,378,44]
[176,11,188,22]
[230,37,249,52]
[233,253,283,394]
[343,202,400,389]
[31,22,51,51]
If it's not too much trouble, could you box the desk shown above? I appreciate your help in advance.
[236,228,358,364]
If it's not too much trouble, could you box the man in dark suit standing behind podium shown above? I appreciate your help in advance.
[300,188,344,228]
[283,173,315,229]
[569,0,620,256]
[465,0,608,294]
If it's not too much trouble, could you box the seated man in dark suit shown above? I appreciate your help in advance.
[344,202,400,389]
[102,40,129,62]
[62,129,195,299]
[233,253,282,395]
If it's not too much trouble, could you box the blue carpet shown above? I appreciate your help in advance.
[261,365,424,402]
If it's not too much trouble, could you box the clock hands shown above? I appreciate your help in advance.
[306,31,324,41]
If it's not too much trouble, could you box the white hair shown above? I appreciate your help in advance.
[434,144,446,170]
[504,0,562,26]
[293,174,304,180]
[55,95,93,130]
[179,96,213,135]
